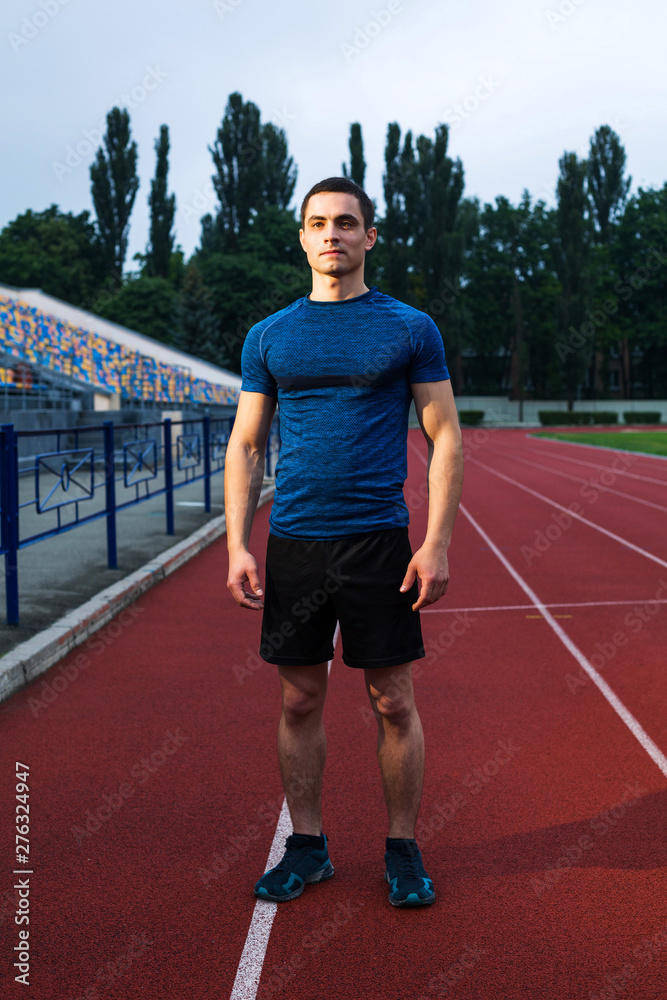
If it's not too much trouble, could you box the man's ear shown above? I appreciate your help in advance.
[299,229,307,252]
[365,227,378,251]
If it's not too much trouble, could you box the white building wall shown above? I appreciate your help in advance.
[453,396,667,425]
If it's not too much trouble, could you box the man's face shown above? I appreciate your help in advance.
[299,191,377,278]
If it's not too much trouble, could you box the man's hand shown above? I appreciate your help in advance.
[399,543,449,611]
[227,550,265,610]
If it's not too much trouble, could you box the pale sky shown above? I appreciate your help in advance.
[2,0,665,269]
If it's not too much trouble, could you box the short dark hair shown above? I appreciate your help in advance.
[300,176,375,232]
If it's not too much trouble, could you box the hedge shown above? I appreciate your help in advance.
[592,412,618,424]
[458,410,485,426]
[539,411,591,426]
[538,411,619,426]
[623,411,662,424]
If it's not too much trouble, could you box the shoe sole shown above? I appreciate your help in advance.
[385,871,436,907]
[255,861,334,903]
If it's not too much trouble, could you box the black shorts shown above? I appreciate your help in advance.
[260,526,424,670]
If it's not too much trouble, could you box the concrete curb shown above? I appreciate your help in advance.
[0,484,275,703]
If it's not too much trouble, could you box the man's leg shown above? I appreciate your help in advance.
[278,662,329,835]
[364,661,424,838]
[254,662,333,902]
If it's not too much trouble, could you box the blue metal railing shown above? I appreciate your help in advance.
[0,413,280,625]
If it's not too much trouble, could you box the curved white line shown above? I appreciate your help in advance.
[460,504,667,779]
[470,458,667,571]
[488,448,667,514]
[526,444,667,486]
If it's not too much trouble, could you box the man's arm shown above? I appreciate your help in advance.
[400,379,463,611]
[225,389,277,610]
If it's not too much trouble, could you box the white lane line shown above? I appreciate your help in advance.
[486,448,667,513]
[525,445,667,486]
[229,802,293,1000]
[421,598,667,614]
[470,458,667,571]
[460,503,667,780]
[410,439,667,775]
[229,624,339,1000]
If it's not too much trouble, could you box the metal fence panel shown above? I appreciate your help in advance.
[0,412,279,624]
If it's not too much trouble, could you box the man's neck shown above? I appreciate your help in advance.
[308,271,369,302]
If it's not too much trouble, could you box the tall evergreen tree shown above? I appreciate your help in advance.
[262,123,297,210]
[587,125,631,243]
[554,151,593,406]
[342,123,366,187]
[146,124,175,279]
[380,123,414,302]
[410,125,465,310]
[207,92,296,251]
[209,93,263,246]
[378,122,467,383]
[586,125,632,396]
[90,107,139,283]
[380,123,465,307]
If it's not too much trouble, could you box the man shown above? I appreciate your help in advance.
[225,176,463,908]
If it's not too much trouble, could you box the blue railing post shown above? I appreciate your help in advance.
[103,421,118,569]
[163,418,174,535]
[1,423,20,625]
[203,415,211,513]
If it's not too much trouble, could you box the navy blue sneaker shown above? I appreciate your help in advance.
[254,834,334,902]
[385,839,435,907]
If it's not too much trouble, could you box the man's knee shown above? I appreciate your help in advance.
[281,676,327,723]
[371,688,414,727]
[367,665,415,726]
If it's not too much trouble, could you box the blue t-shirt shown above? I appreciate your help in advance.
[241,286,449,538]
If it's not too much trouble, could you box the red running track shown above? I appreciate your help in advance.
[1,427,667,1000]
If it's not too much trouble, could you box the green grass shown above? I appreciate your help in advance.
[534,429,667,457]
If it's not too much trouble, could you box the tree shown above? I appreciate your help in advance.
[378,121,467,385]
[207,92,296,251]
[263,123,297,212]
[409,126,465,311]
[464,197,517,395]
[196,96,304,369]
[554,152,593,406]
[90,107,139,283]
[586,125,632,396]
[516,195,561,399]
[0,206,106,308]
[342,123,366,187]
[171,261,225,366]
[94,274,178,344]
[379,123,417,302]
[612,184,667,398]
[587,125,631,244]
[145,125,176,279]
[194,208,310,372]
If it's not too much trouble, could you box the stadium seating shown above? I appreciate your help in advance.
[0,295,239,406]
